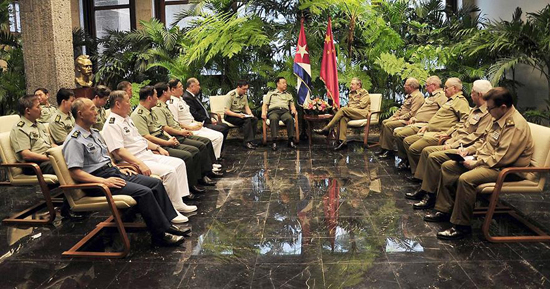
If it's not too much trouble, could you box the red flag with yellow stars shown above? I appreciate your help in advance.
[320,17,340,108]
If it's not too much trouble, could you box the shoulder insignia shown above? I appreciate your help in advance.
[506,119,515,126]
[55,115,61,123]
[168,99,174,104]
[17,121,24,127]
[91,128,99,132]
[109,117,115,124]
[71,130,80,138]
[137,109,143,115]
[156,103,161,107]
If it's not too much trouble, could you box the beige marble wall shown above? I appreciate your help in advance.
[20,0,75,98]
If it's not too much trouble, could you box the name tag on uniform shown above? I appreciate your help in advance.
[491,131,500,140]
[123,127,130,134]
[178,105,184,110]
[86,143,96,151]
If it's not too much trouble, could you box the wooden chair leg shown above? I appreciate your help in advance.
[2,186,64,226]
[363,125,368,147]
[294,118,300,144]
[262,120,267,145]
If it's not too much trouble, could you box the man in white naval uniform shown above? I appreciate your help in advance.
[101,90,197,220]
[166,79,224,160]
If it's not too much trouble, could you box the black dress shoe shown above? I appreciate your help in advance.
[190,185,206,194]
[375,149,388,156]
[413,193,436,210]
[437,225,472,240]
[272,143,277,151]
[166,225,191,236]
[405,189,427,200]
[198,176,216,186]
[424,211,451,222]
[397,160,410,170]
[152,233,185,247]
[334,141,347,151]
[313,129,329,136]
[183,193,197,200]
[209,170,224,178]
[406,176,422,183]
[244,142,256,149]
[288,140,297,149]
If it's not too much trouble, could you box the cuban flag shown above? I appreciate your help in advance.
[294,18,312,106]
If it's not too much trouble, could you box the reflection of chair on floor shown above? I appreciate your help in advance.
[346,93,382,147]
[47,146,146,258]
[474,122,550,243]
[0,129,61,225]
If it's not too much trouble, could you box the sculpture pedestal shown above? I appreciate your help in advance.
[73,87,94,99]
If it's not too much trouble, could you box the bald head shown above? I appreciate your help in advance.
[71,98,91,121]
[72,97,98,128]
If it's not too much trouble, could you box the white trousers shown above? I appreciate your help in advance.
[138,152,190,209]
[193,127,223,159]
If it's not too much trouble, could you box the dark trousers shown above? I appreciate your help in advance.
[268,108,295,141]
[91,167,176,236]
[175,135,213,174]
[22,161,55,175]
[158,135,201,186]
[224,115,258,144]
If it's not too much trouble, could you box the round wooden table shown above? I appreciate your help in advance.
[304,114,336,146]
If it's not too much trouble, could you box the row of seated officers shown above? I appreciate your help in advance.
[11,77,267,246]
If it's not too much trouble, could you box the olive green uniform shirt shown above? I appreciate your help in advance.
[225,89,249,113]
[347,88,371,111]
[49,109,75,145]
[130,104,164,138]
[414,89,447,123]
[445,104,492,149]
[37,104,56,124]
[263,90,294,110]
[466,106,534,169]
[92,106,107,131]
[10,116,53,162]
[152,100,180,130]
[392,90,424,120]
[426,92,470,133]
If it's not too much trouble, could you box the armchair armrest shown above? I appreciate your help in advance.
[1,162,47,182]
[58,183,113,201]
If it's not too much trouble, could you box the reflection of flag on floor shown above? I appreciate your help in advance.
[320,17,340,108]
[293,18,312,107]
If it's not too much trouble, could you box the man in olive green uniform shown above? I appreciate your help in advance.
[424,87,534,240]
[402,78,470,175]
[91,85,111,130]
[152,82,221,175]
[35,88,56,124]
[131,86,216,194]
[10,95,56,175]
[377,78,424,158]
[224,80,258,149]
[407,80,493,207]
[261,77,298,151]
[49,88,75,145]
[314,77,370,150]
[394,76,447,165]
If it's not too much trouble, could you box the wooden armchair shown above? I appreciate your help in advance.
[346,93,382,147]
[474,122,550,243]
[47,146,146,258]
[0,130,62,225]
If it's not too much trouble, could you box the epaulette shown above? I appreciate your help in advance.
[55,115,61,123]
[17,121,24,127]
[137,109,143,115]
[156,103,161,107]
[168,99,174,104]
[506,118,515,127]
[109,117,115,124]
[71,130,80,138]
[91,128,99,132]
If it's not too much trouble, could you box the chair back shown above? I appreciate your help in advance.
[209,95,229,118]
[369,94,382,123]
[528,123,550,186]
[0,115,22,133]
[0,131,23,179]
[47,146,86,207]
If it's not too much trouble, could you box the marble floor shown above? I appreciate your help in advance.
[1,139,550,288]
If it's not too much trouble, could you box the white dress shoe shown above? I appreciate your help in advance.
[171,212,188,224]
[213,164,222,168]
[174,203,198,213]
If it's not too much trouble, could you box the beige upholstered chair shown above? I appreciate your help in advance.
[346,93,382,147]
[474,122,550,243]
[0,115,22,133]
[47,146,145,258]
[0,130,61,225]
[209,95,238,128]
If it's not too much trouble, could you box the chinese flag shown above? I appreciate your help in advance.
[320,17,340,108]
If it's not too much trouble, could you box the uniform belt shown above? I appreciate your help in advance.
[91,162,113,174]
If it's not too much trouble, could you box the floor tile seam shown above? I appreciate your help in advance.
[175,262,193,289]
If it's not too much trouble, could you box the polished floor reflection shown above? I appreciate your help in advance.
[1,139,550,288]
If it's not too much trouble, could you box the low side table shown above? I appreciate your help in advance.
[304,114,335,146]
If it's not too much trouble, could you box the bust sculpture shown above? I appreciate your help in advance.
[74,55,93,87]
